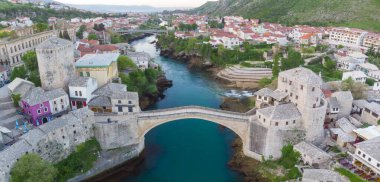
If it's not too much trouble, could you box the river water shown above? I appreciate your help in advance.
[121,35,242,182]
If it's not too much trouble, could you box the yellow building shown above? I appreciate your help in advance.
[75,53,119,87]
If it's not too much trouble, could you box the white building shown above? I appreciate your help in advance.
[357,63,378,75]
[337,57,364,71]
[126,52,151,70]
[294,141,331,167]
[342,71,367,83]
[329,27,368,48]
[45,88,70,116]
[373,82,380,91]
[351,136,380,176]
[348,52,368,63]
[369,70,380,81]
[68,77,98,110]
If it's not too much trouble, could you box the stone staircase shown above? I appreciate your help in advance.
[217,65,272,82]
[0,96,24,128]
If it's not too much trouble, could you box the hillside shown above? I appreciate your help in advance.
[0,0,107,22]
[192,0,380,32]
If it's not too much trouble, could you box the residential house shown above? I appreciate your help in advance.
[336,57,364,71]
[354,125,380,142]
[332,91,354,119]
[75,53,119,87]
[348,52,368,63]
[301,169,348,182]
[360,102,380,125]
[294,141,331,167]
[126,52,151,70]
[350,136,380,176]
[357,63,379,75]
[329,118,357,148]
[7,78,35,98]
[329,27,367,48]
[69,77,98,110]
[300,33,319,46]
[21,87,69,126]
[368,70,380,81]
[88,83,140,114]
[0,66,9,85]
[342,71,367,83]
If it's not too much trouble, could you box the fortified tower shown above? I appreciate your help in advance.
[36,37,75,91]
[277,67,327,143]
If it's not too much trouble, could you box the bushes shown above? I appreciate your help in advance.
[117,55,137,71]
[120,68,161,95]
[54,139,101,182]
[11,154,58,182]
[335,167,368,182]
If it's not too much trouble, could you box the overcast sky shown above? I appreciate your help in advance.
[55,0,217,7]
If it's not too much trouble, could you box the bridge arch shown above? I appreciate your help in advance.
[137,106,251,145]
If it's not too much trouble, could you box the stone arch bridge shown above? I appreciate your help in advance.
[115,29,168,35]
[94,106,273,161]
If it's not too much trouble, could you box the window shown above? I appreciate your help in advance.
[258,96,262,99]
[128,101,132,104]
[61,99,63,103]
[290,93,293,97]
[72,101,76,106]
[275,122,278,126]
[295,95,298,100]
[293,120,295,124]
[377,163,380,168]
[44,108,48,112]
[54,101,56,104]
[300,85,303,90]
[364,108,370,113]
[363,154,366,158]
[372,112,378,118]
[86,72,90,77]
[40,104,43,108]
[358,151,361,155]
[286,121,288,125]
[62,136,65,139]
[61,105,64,109]
[37,109,41,114]
[368,158,371,162]
[263,119,266,123]
[73,130,76,134]
[80,72,83,76]
[312,87,315,91]
[259,115,261,119]
[75,91,78,96]
[118,100,121,104]
[289,81,292,85]
[79,91,82,96]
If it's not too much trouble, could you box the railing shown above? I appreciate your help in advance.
[138,105,251,121]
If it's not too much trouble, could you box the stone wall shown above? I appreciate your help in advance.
[0,108,95,181]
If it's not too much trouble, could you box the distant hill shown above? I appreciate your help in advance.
[192,0,380,32]
[0,0,106,22]
[65,4,189,13]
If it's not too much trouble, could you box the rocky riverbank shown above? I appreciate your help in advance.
[139,74,173,110]
[159,48,214,71]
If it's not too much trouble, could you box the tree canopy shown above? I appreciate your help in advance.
[117,55,137,71]
[10,153,58,182]
[87,33,98,40]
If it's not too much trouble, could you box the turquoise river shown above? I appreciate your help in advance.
[115,35,243,182]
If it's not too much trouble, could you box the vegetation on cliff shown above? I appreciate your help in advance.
[0,0,106,22]
[192,0,380,32]
[54,138,101,182]
[11,153,58,182]
[229,139,301,181]
[157,33,272,67]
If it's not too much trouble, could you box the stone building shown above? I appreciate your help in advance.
[277,67,327,143]
[253,67,327,158]
[36,37,75,91]
[0,108,95,181]
[88,83,140,114]
[0,30,56,68]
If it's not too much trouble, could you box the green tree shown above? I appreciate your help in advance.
[117,56,137,71]
[258,77,272,88]
[88,33,98,40]
[342,77,367,99]
[62,30,71,40]
[277,144,300,168]
[11,93,21,107]
[272,55,280,77]
[22,51,38,71]
[76,25,86,39]
[10,66,27,81]
[29,71,41,87]
[10,153,58,182]
[323,57,336,71]
[366,78,375,86]
[34,23,49,33]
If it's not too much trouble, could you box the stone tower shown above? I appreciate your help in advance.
[36,37,75,91]
[277,67,327,144]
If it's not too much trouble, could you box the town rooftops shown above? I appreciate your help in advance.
[336,117,357,133]
[328,97,340,109]
[127,92,138,101]
[294,141,331,161]
[45,88,67,100]
[342,71,367,79]
[355,136,380,162]
[330,128,356,142]
[92,83,127,100]
[36,37,72,50]
[75,53,120,68]
[359,63,379,71]
[354,125,380,140]
[364,102,380,115]
[302,169,348,182]
[7,78,34,93]
[255,88,287,101]
[257,103,301,120]
[69,77,96,87]
[353,100,369,109]
[279,67,322,86]
[88,95,112,107]
[22,87,48,106]
[332,91,353,103]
